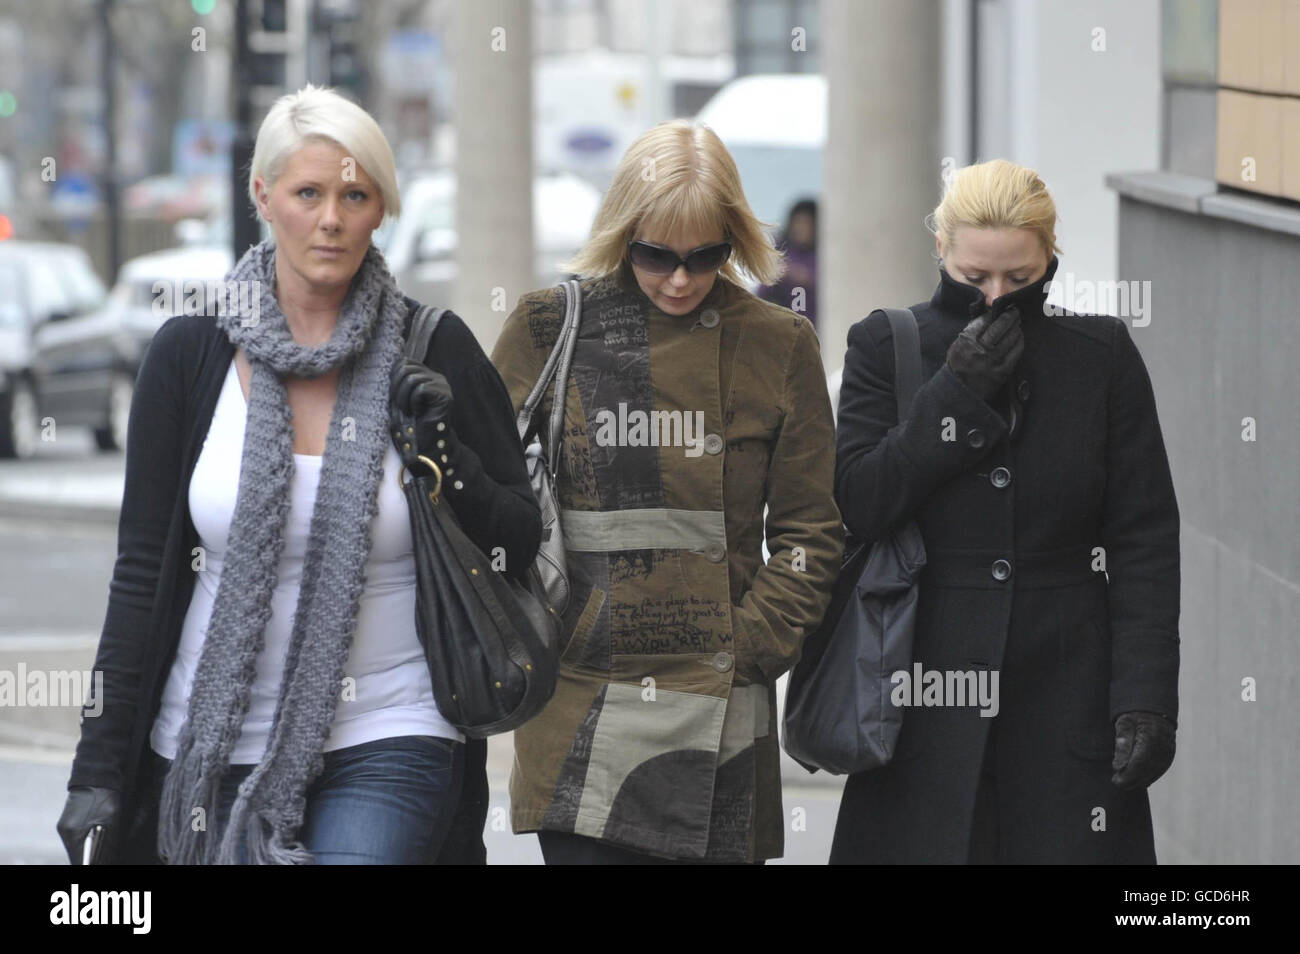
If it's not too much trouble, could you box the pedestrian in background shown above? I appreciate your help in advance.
[757,198,819,333]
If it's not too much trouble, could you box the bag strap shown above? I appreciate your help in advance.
[882,307,922,423]
[546,279,581,472]
[406,304,447,362]
[516,279,582,458]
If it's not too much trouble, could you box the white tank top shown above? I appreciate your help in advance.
[150,358,462,763]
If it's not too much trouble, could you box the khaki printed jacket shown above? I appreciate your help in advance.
[490,270,843,862]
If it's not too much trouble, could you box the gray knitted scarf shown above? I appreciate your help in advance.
[157,238,407,864]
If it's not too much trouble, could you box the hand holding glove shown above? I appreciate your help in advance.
[945,304,1024,401]
[56,786,121,865]
[1111,710,1177,790]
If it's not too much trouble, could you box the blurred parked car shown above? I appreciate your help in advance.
[123,173,231,223]
[11,242,232,458]
[0,241,107,458]
[378,169,602,314]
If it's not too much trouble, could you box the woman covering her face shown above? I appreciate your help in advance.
[830,159,1180,864]
[492,119,844,864]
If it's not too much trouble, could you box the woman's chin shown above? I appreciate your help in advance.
[297,260,359,292]
[656,295,699,315]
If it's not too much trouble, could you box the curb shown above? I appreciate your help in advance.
[0,498,120,527]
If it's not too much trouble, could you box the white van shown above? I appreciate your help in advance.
[693,74,826,229]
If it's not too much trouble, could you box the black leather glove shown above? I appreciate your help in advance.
[1111,710,1177,790]
[945,304,1024,401]
[57,786,121,865]
[391,357,455,458]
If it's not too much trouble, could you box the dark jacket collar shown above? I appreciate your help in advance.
[930,255,1060,321]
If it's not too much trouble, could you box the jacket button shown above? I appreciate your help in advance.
[1017,379,1030,402]
[703,433,724,455]
[990,466,1011,489]
[966,427,986,449]
[711,651,734,673]
[705,542,726,563]
[699,309,720,328]
[991,559,1012,581]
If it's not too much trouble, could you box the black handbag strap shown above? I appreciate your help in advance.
[882,307,922,423]
[392,304,448,480]
[406,304,447,362]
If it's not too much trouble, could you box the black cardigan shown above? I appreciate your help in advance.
[67,298,541,844]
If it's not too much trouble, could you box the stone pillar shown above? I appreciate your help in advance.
[821,0,942,370]
[453,0,533,351]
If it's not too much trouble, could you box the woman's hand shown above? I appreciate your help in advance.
[56,786,121,864]
[1110,711,1176,789]
[391,358,454,423]
[391,358,456,460]
[945,305,1024,400]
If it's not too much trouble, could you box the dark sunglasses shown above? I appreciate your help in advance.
[627,238,732,276]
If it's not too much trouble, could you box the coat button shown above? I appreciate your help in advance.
[966,427,986,449]
[703,433,724,455]
[991,559,1012,581]
[1017,379,1030,402]
[712,651,734,673]
[700,309,720,328]
[705,542,727,563]
[990,466,1011,489]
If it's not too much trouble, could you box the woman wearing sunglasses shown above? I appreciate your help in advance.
[491,119,844,864]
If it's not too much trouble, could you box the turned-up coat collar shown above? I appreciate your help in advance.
[931,254,1061,322]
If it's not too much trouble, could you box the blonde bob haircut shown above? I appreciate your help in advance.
[928,158,1062,259]
[562,119,783,287]
[248,84,401,222]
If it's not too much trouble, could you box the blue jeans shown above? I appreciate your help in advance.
[142,735,464,864]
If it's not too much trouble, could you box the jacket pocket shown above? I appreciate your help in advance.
[559,585,606,668]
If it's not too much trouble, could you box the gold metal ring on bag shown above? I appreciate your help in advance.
[398,455,443,500]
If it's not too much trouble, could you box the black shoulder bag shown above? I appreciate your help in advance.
[390,305,560,737]
[781,307,929,775]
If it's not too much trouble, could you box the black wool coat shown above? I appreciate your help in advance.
[829,257,1180,864]
[67,299,539,864]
